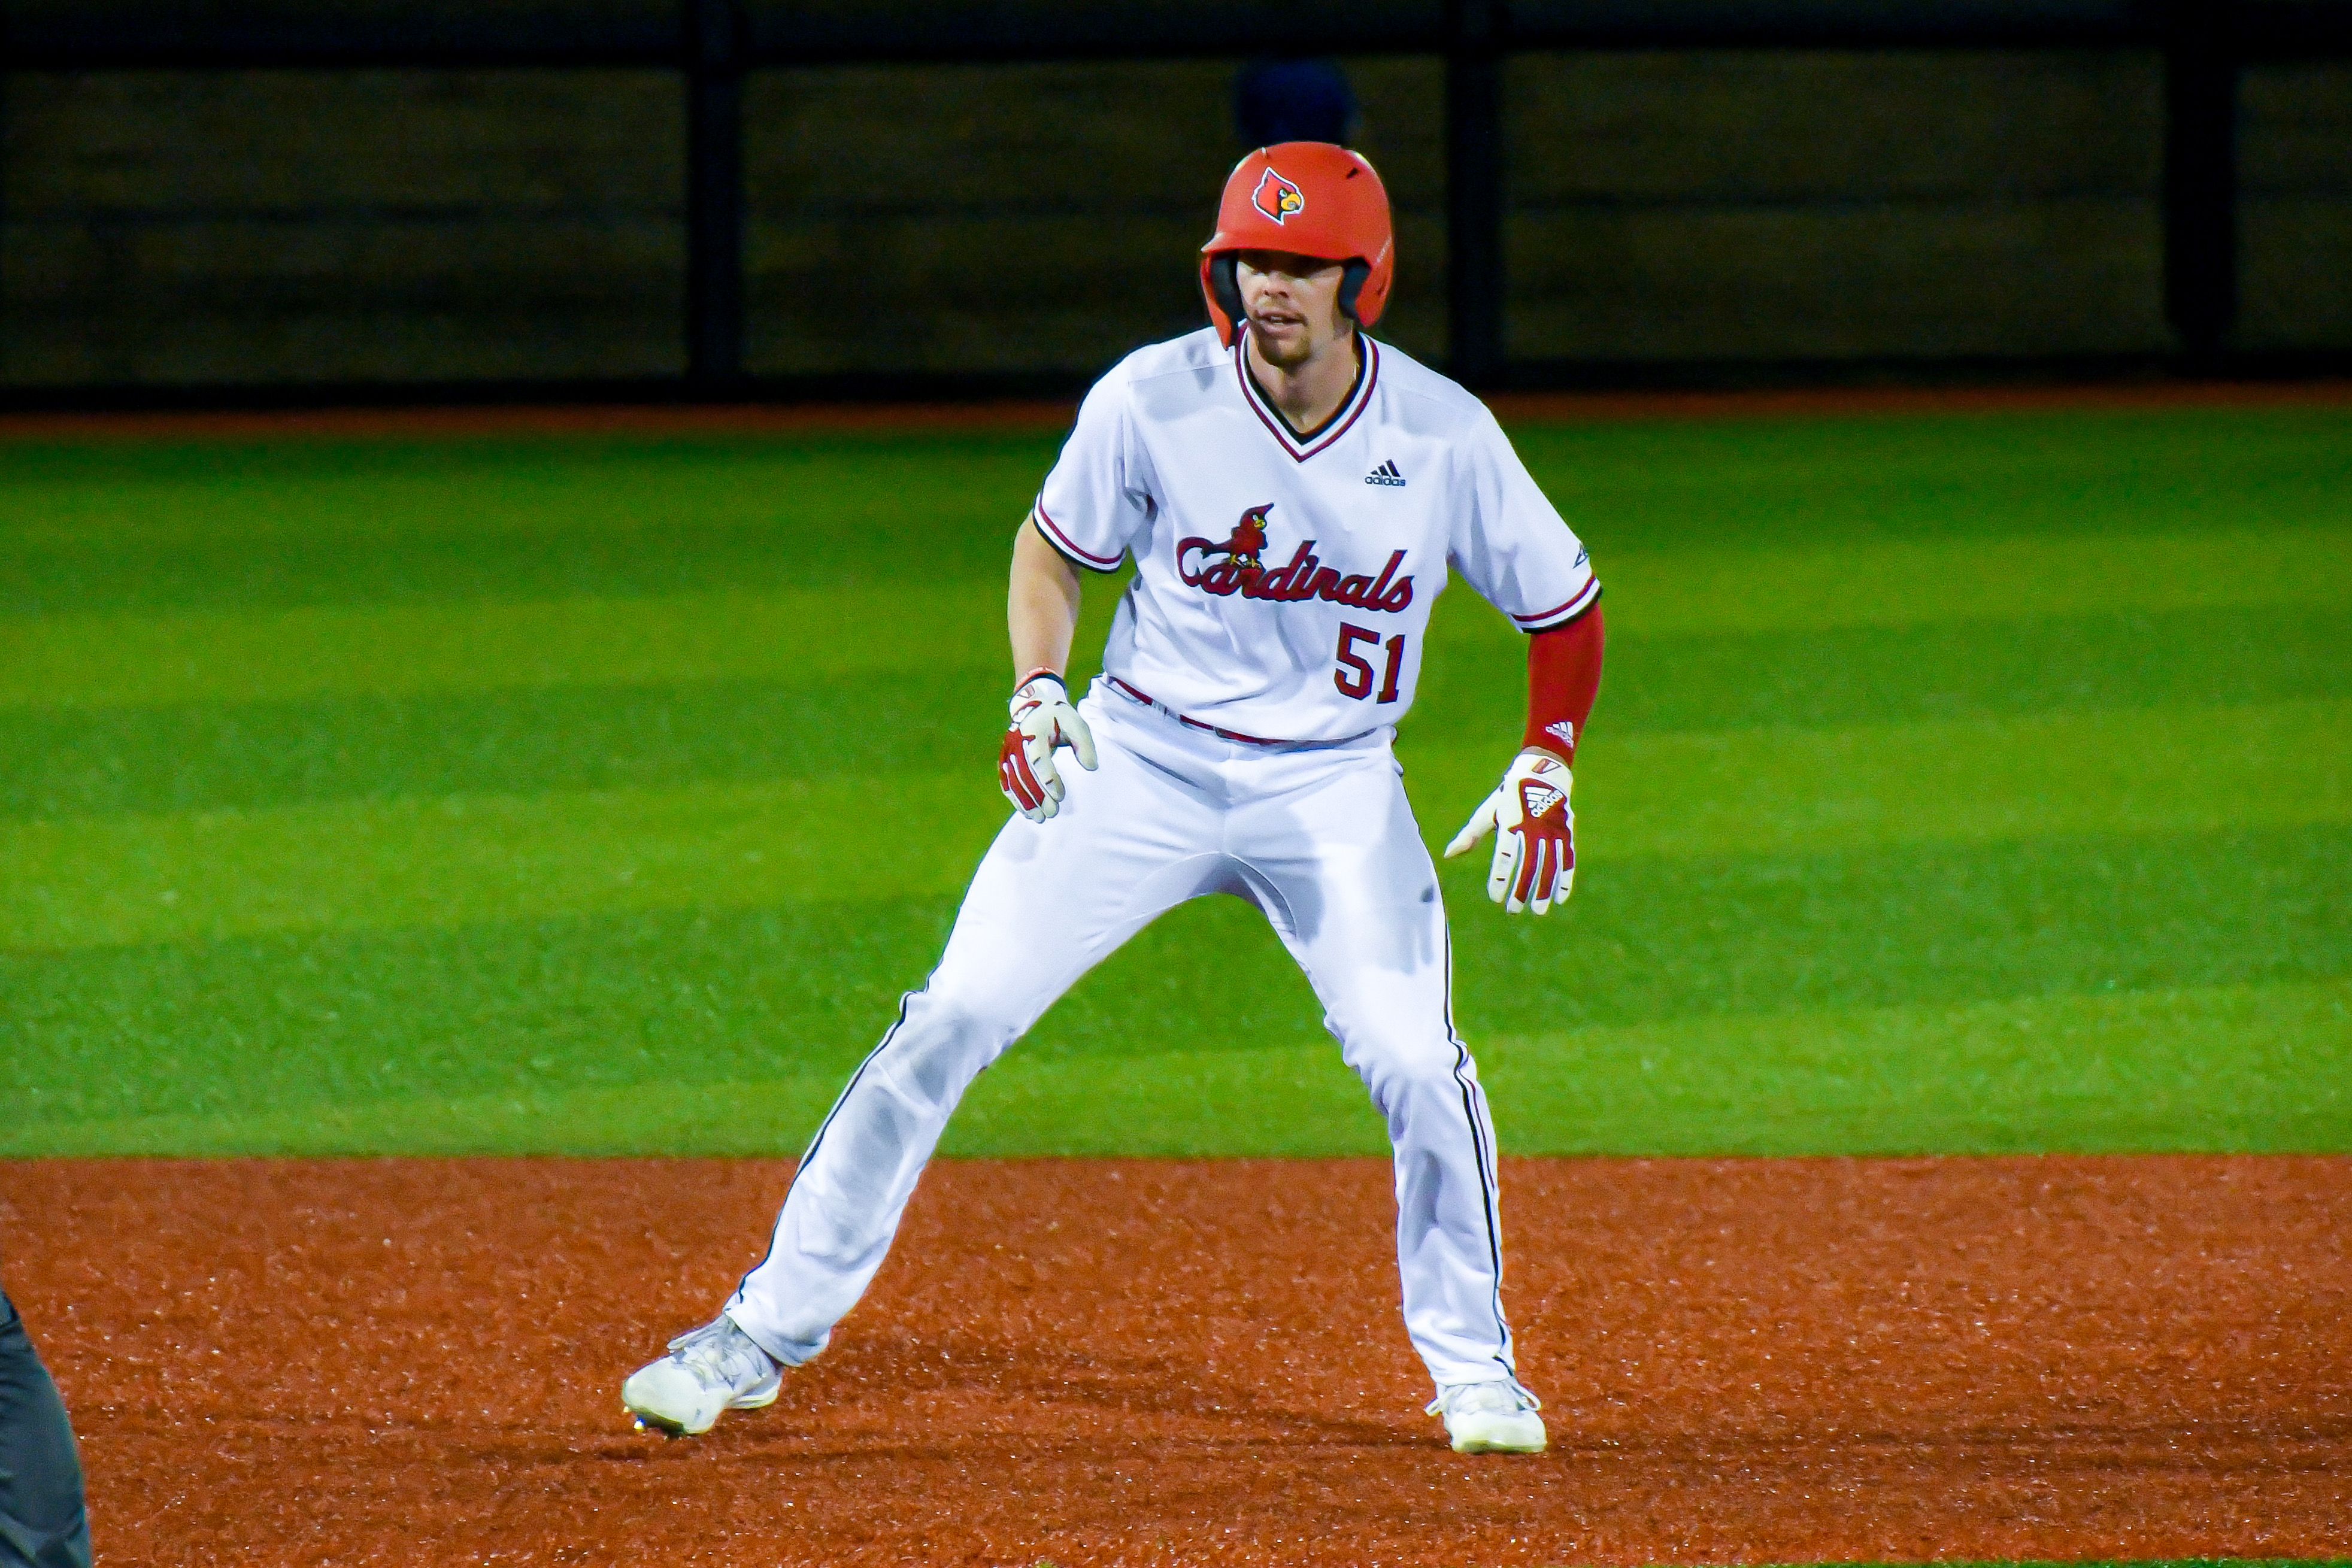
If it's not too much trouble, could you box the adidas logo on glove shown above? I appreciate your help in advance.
[1521,783,1566,819]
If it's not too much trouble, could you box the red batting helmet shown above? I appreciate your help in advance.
[1199,142,1395,348]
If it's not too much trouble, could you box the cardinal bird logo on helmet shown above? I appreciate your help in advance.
[1251,167,1306,225]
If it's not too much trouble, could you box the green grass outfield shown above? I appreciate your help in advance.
[3,405,2347,1157]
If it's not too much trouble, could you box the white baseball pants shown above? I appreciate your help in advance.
[726,681,1526,1393]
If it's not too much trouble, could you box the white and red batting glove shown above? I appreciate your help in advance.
[1443,750,1576,914]
[998,672,1098,822]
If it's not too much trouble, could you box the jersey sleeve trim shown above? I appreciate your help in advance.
[1511,578,1602,632]
[1030,505,1126,574]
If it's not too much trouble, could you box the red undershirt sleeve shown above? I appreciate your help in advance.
[1523,603,1604,763]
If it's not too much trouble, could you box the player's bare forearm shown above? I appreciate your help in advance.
[1001,521,1097,821]
[1008,520,1084,680]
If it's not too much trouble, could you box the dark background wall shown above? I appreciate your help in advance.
[2241,59,2352,349]
[1,70,687,384]
[1505,51,2172,363]
[739,56,1452,377]
[1,2,2347,394]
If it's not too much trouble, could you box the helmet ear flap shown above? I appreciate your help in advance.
[1337,259,1371,323]
[1208,254,1246,341]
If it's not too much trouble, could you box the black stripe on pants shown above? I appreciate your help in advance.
[0,1292,90,1568]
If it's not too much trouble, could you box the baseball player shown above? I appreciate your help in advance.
[625,142,1605,1455]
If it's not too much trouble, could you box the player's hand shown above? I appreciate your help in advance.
[1443,750,1575,914]
[999,672,1098,822]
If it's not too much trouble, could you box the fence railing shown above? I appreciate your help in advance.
[9,1,2351,400]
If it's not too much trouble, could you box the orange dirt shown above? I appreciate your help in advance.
[2,380,2347,445]
[2,1155,2345,1566]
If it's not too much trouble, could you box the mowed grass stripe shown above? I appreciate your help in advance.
[1416,697,2351,877]
[0,772,1006,954]
[5,410,2347,1159]
[16,601,2350,824]
[0,669,1008,823]
[8,826,2341,1148]
[1480,976,2352,1156]
[1535,602,2352,739]
[1510,407,2352,530]
[1592,524,2352,639]
[18,976,2342,1158]
[5,525,2344,712]
[1487,694,2351,862]
[0,581,987,711]
[6,697,2343,953]
[5,410,2342,620]
[0,435,1063,617]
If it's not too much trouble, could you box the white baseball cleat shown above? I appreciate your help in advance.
[1428,1381,1547,1454]
[622,1314,782,1436]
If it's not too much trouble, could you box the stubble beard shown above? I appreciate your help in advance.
[1250,323,1311,370]
[1247,315,1347,372]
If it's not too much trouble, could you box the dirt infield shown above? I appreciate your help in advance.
[3,378,2348,445]
[2,1155,2345,1566]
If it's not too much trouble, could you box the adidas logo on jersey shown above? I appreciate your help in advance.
[1363,460,1407,487]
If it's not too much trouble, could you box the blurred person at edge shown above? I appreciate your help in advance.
[1236,57,1357,147]
[0,1287,90,1568]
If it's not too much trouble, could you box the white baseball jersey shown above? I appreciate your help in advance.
[1032,325,1598,743]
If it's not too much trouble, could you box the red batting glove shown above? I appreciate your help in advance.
[999,672,1098,823]
[1442,751,1576,914]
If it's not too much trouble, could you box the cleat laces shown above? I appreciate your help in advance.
[666,1316,775,1393]
[1427,1381,1541,1418]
